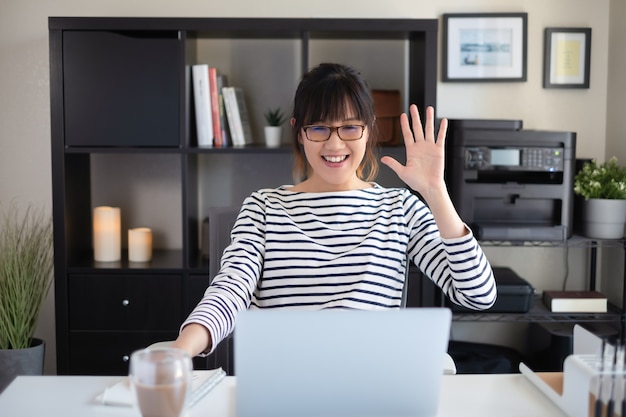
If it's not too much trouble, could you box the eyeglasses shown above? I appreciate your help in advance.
[302,124,366,142]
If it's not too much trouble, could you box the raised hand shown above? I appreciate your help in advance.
[380,104,448,199]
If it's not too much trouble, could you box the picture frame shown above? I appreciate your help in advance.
[442,13,528,82]
[543,28,591,89]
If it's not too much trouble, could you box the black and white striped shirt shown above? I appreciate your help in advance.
[183,184,496,352]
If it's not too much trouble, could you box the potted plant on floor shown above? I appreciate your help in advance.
[263,107,287,148]
[0,202,53,393]
[574,156,626,239]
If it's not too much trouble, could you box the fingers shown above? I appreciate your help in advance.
[437,117,449,146]
[402,104,444,144]
[380,155,403,175]
[399,112,414,145]
[410,105,424,141]
[423,106,434,141]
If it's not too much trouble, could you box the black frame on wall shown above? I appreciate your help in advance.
[441,12,528,83]
[543,27,592,89]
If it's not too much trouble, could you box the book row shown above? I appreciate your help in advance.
[191,64,254,147]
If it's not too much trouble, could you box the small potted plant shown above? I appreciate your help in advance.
[574,156,626,239]
[263,107,287,148]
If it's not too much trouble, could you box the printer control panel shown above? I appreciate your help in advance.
[464,147,564,172]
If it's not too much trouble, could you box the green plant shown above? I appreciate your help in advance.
[0,203,53,349]
[574,156,626,200]
[264,107,287,126]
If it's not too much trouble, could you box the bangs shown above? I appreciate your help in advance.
[300,78,373,126]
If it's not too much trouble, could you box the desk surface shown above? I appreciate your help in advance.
[0,373,567,417]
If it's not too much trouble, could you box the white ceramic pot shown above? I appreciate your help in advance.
[264,126,282,148]
[582,198,626,239]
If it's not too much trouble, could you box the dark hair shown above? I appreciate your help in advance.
[290,63,379,183]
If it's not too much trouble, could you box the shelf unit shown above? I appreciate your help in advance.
[49,17,439,375]
[442,238,626,334]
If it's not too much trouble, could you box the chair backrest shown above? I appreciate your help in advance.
[207,206,240,281]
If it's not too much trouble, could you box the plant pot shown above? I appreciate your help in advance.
[264,126,282,148]
[581,198,626,239]
[0,338,45,393]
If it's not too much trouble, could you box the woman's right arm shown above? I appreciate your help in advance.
[172,191,268,357]
[171,323,212,357]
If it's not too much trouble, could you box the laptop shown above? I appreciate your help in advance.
[234,308,452,417]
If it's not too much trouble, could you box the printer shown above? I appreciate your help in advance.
[445,120,576,241]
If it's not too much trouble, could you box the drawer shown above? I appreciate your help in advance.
[68,331,177,375]
[69,274,182,330]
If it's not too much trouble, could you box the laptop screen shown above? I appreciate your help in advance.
[235,308,452,417]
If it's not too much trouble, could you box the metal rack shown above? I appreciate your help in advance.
[458,237,626,336]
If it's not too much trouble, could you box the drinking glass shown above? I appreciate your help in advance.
[129,347,193,417]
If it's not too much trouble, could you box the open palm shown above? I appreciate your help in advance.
[381,105,448,197]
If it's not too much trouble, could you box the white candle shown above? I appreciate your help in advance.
[93,206,121,262]
[128,227,152,262]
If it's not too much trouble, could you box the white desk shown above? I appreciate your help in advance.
[0,374,566,417]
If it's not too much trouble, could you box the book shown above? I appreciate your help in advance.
[217,73,230,147]
[222,86,254,146]
[222,86,242,146]
[191,64,213,147]
[96,367,226,408]
[542,290,608,313]
[208,67,223,147]
[232,87,254,145]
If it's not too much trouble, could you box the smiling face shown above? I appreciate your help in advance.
[290,64,378,190]
[296,113,369,191]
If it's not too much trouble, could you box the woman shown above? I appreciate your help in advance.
[173,63,496,357]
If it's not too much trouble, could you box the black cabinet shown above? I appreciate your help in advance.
[49,17,439,375]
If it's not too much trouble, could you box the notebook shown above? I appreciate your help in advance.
[234,308,452,417]
[95,367,226,407]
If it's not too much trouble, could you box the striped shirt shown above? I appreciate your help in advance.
[183,184,496,352]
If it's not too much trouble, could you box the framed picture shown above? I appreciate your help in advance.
[543,28,591,88]
[442,13,528,82]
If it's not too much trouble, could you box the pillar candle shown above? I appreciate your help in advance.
[93,206,121,262]
[128,227,153,262]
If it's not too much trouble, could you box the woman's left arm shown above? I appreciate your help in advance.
[383,104,496,310]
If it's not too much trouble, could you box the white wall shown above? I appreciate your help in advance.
[0,0,620,374]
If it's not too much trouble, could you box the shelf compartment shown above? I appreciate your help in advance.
[452,295,622,323]
[62,30,183,147]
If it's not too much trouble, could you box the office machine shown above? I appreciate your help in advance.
[445,120,576,241]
